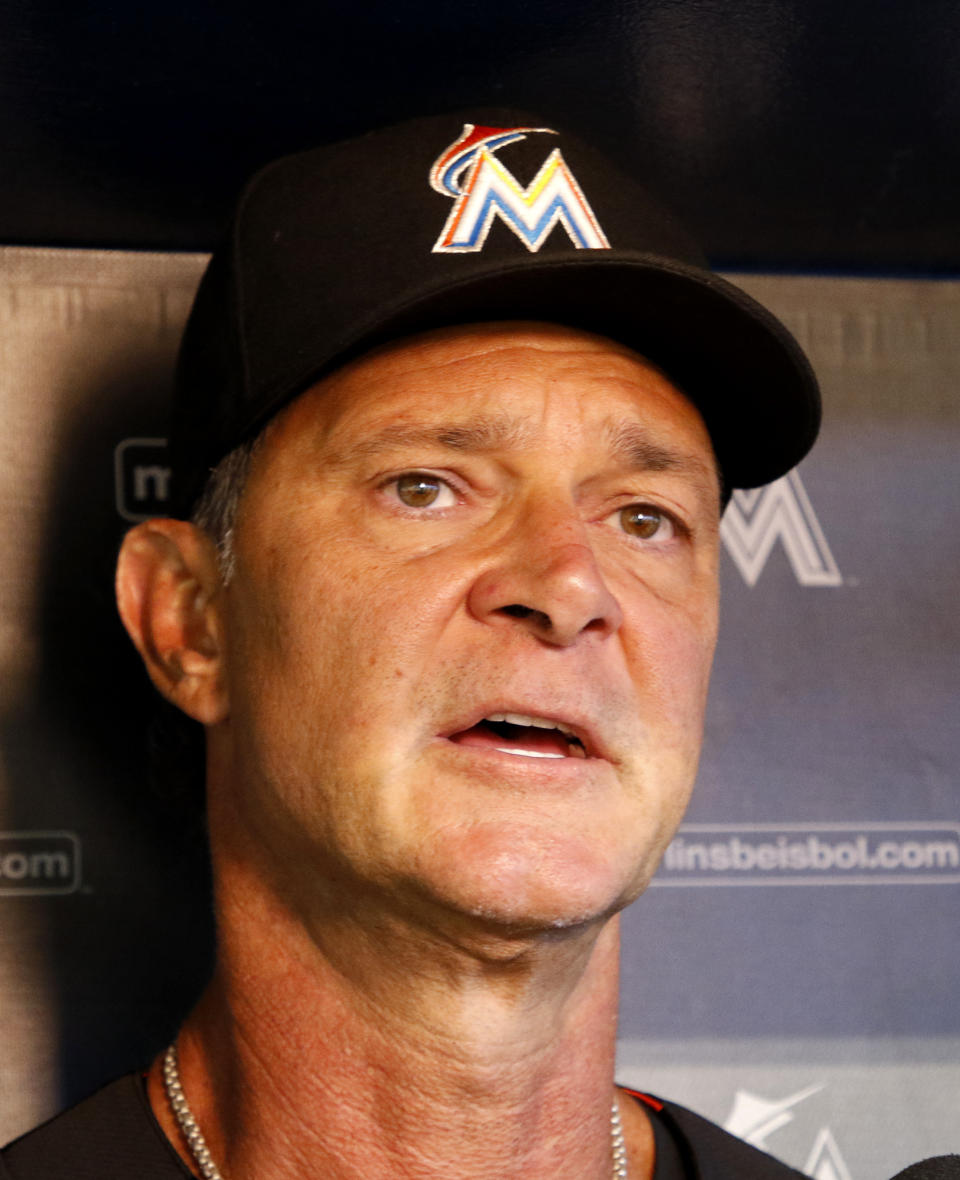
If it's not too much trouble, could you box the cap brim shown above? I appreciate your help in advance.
[250,251,819,492]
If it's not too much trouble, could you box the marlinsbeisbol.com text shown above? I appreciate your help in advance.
[656,825,960,884]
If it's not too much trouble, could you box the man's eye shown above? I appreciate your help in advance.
[391,473,456,509]
[614,503,675,541]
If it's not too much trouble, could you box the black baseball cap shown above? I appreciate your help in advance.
[172,110,820,512]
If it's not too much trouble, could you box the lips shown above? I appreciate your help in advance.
[446,711,591,760]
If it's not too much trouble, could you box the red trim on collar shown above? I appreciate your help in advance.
[620,1087,664,1112]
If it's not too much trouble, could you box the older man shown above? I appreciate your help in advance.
[2,113,819,1178]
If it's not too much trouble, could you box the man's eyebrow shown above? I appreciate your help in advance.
[330,415,718,497]
[332,418,534,463]
[602,420,717,482]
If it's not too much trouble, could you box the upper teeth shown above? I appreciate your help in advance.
[486,712,579,740]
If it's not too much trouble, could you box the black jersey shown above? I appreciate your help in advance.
[1,1074,808,1178]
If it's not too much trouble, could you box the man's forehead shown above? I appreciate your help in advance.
[258,321,720,503]
[345,320,650,368]
[282,320,706,433]
[326,320,667,382]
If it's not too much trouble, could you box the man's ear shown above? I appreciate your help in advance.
[115,519,229,726]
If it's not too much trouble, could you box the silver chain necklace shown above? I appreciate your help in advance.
[163,1042,628,1179]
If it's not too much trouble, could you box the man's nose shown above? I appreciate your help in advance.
[466,512,624,647]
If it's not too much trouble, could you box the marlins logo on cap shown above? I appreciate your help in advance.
[429,124,611,254]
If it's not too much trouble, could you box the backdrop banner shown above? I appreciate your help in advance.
[0,248,957,1176]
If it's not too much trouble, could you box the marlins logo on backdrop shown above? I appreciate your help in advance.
[724,1086,853,1179]
[430,124,610,254]
[720,470,841,588]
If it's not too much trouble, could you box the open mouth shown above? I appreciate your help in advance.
[448,712,588,760]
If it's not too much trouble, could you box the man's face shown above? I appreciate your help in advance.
[212,323,720,933]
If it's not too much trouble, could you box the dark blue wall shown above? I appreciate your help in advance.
[0,0,957,271]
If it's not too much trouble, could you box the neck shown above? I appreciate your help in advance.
[149,822,652,1179]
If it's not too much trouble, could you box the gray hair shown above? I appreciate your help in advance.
[189,433,263,582]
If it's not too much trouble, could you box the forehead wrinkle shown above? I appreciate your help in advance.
[326,416,536,467]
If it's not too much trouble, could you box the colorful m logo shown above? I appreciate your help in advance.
[430,124,610,254]
[721,470,841,588]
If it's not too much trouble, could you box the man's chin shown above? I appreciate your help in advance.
[405,827,653,944]
[404,881,638,968]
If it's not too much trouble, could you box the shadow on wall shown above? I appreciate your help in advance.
[4,344,214,1108]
